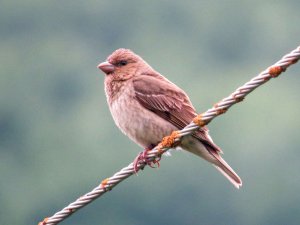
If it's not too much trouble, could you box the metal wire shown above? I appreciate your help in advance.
[39,46,300,225]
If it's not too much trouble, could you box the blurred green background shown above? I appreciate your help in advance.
[1,1,300,225]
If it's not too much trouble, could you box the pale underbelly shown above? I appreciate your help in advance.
[110,96,177,148]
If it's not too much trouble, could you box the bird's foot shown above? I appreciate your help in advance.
[133,144,161,173]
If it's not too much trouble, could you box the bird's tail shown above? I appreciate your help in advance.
[181,135,242,188]
[209,149,242,189]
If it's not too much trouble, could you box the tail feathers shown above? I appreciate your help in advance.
[211,152,242,189]
[214,165,242,189]
[181,135,242,188]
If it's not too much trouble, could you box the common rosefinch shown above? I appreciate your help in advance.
[98,49,242,188]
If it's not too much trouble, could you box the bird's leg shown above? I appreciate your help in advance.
[133,144,161,173]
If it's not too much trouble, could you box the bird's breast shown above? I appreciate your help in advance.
[108,82,176,148]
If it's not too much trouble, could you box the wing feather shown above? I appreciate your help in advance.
[133,74,221,153]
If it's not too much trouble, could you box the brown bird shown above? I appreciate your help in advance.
[98,49,242,188]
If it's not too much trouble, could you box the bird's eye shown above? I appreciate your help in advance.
[117,60,128,67]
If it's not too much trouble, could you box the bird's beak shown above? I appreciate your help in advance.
[97,61,115,74]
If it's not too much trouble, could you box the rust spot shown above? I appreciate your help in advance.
[68,208,74,213]
[193,114,207,127]
[213,102,227,115]
[290,58,299,65]
[100,178,109,188]
[160,131,180,148]
[216,108,227,115]
[269,66,282,78]
[232,94,244,103]
[38,217,48,225]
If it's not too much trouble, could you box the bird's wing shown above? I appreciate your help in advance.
[133,74,221,152]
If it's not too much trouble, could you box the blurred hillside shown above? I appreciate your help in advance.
[0,1,300,225]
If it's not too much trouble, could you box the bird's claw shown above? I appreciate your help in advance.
[133,146,161,173]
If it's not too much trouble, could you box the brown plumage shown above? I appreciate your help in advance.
[98,48,242,188]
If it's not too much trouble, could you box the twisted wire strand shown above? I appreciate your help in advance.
[39,46,300,225]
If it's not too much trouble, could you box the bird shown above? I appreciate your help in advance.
[97,48,242,188]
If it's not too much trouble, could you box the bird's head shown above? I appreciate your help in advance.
[98,48,151,81]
